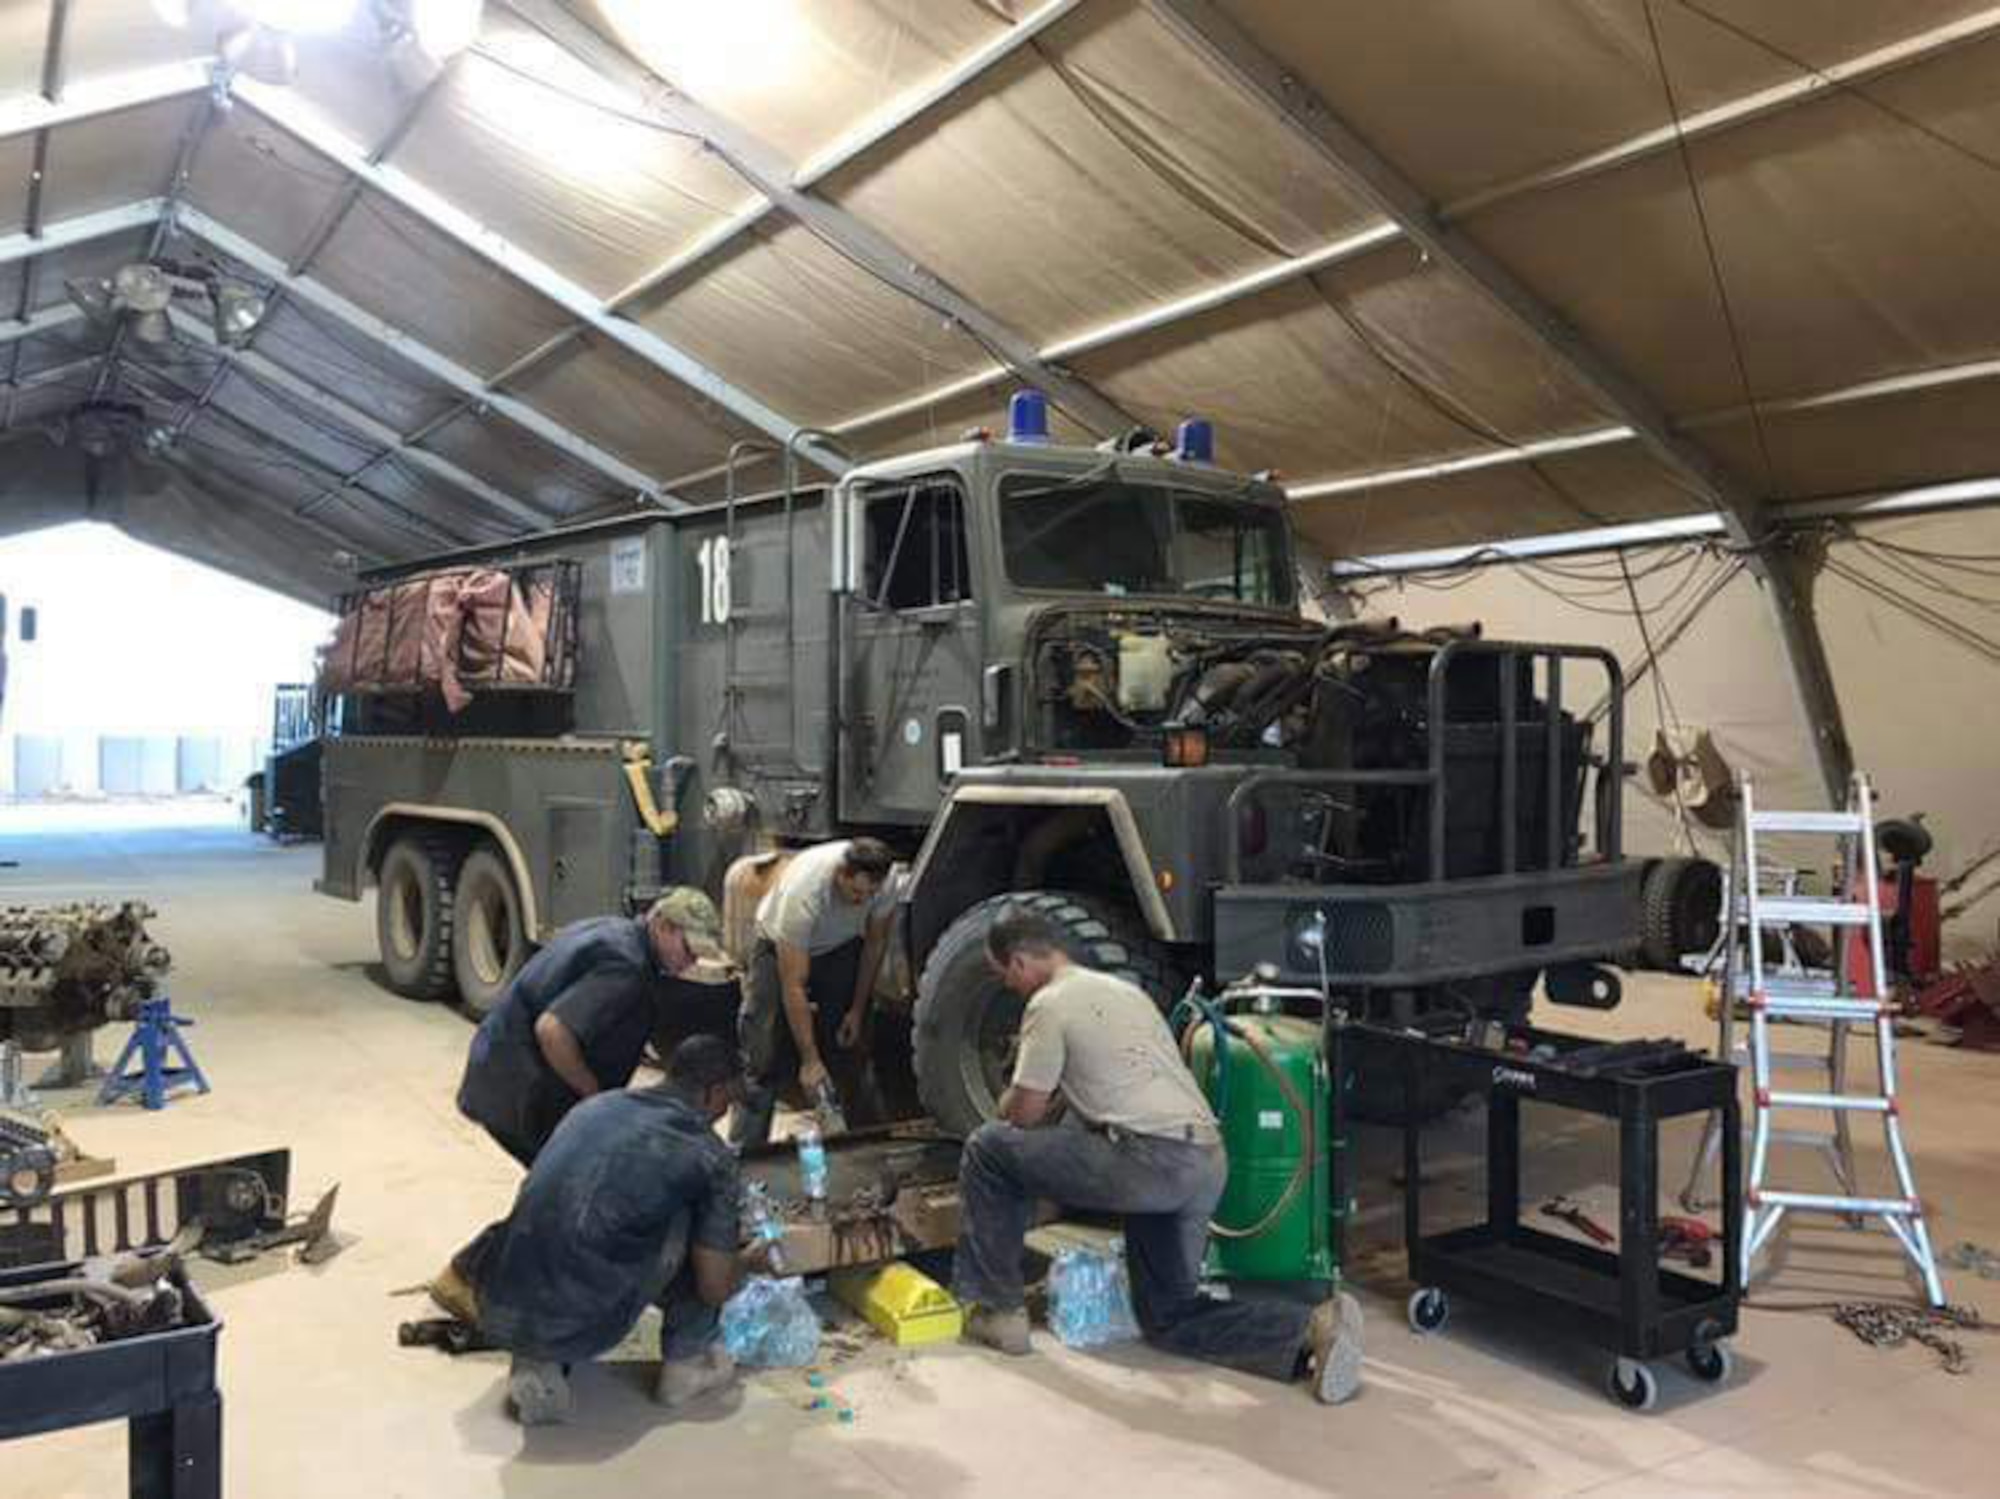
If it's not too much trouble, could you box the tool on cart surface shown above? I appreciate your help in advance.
[1359,1018,1742,1412]
[1690,774,1944,1305]
[1658,1216,1715,1269]
[1539,1196,1614,1246]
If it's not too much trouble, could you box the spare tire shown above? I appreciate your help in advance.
[1639,856,1723,971]
[912,890,1176,1139]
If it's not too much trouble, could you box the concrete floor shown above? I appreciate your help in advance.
[5,808,1999,1498]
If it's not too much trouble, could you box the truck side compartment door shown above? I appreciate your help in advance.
[839,478,980,825]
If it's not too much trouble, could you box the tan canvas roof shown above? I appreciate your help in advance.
[0,0,1994,596]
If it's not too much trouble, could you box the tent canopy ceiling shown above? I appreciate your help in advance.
[0,0,1995,592]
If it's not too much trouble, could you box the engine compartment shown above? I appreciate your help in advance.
[1025,605,1600,889]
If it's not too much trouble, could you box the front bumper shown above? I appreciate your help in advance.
[1213,861,1643,988]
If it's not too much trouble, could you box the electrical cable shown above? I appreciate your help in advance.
[1670,0,2000,183]
[1641,0,1778,497]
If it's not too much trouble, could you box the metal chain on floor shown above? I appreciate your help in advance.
[1831,1302,1984,1375]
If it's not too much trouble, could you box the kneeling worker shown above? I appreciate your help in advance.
[954,908,1364,1404]
[457,887,725,1167]
[732,837,897,1147]
[470,1034,764,1425]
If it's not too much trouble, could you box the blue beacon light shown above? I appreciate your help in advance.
[1008,389,1052,444]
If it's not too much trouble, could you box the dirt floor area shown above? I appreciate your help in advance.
[5,806,1999,1498]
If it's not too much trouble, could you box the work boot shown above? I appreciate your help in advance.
[962,1306,1032,1357]
[1305,1291,1364,1405]
[506,1357,573,1426]
[427,1261,479,1327]
[655,1345,737,1409]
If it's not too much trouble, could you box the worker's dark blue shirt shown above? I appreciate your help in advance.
[473,1085,741,1363]
[456,915,668,1162]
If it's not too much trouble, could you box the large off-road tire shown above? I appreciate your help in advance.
[451,845,526,1020]
[1639,857,1723,971]
[376,833,463,1001]
[913,890,1175,1139]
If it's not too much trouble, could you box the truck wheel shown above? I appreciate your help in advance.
[376,833,461,1001]
[1640,857,1723,971]
[913,890,1174,1139]
[452,846,525,1020]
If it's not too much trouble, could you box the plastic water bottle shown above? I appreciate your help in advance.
[721,1276,822,1367]
[1049,1246,1140,1349]
[810,1076,849,1137]
[744,1179,788,1274]
[796,1120,828,1212]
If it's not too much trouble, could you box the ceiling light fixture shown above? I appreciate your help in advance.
[221,22,300,85]
[238,0,360,34]
[411,0,482,60]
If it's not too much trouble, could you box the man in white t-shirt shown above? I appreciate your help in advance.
[729,837,897,1148]
[952,906,1363,1405]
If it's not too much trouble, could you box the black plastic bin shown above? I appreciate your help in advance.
[1353,1021,1742,1411]
[0,1258,222,1497]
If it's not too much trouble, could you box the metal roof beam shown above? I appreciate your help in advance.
[230,79,850,479]
[1446,6,2000,218]
[0,56,213,143]
[1335,474,2000,576]
[157,449,389,573]
[0,198,163,264]
[1148,0,1853,802]
[127,357,476,552]
[502,0,1135,438]
[602,0,1092,304]
[164,305,561,534]
[175,207,678,506]
[1291,351,2000,500]
[0,302,83,345]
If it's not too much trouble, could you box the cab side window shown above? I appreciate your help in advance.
[863,482,971,610]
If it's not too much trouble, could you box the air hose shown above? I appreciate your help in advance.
[1172,983,1316,1242]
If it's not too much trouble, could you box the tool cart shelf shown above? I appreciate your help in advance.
[1357,1020,1742,1411]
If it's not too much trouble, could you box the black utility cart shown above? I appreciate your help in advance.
[0,1258,222,1497]
[1363,1019,1742,1411]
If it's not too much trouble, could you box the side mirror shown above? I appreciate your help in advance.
[18,606,34,644]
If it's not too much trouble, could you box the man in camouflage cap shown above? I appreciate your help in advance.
[456,887,727,1168]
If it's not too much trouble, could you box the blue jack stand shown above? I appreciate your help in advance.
[98,997,211,1111]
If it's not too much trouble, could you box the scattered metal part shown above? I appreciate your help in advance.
[397,1317,487,1355]
[1832,1300,1984,1374]
[0,903,170,1053]
[2,1147,290,1269]
[1944,1241,2000,1279]
[0,1246,187,1361]
[200,1184,342,1266]
[0,1113,56,1208]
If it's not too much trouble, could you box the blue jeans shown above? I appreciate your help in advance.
[954,1118,1310,1383]
[468,1211,719,1364]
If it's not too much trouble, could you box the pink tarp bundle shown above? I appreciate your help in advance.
[319,565,573,712]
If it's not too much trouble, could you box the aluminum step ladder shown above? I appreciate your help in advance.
[1719,775,1944,1304]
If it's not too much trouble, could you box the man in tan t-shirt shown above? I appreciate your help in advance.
[952,907,1363,1405]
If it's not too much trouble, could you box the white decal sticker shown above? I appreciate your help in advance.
[611,536,646,595]
[902,718,923,747]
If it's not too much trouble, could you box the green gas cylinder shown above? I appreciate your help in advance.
[1186,1008,1334,1283]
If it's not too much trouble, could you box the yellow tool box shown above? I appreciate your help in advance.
[831,1263,964,1347]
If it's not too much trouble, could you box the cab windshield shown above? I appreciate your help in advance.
[999,474,1293,606]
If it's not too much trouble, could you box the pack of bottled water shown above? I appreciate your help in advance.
[721,1275,822,1368]
[1047,1245,1141,1349]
